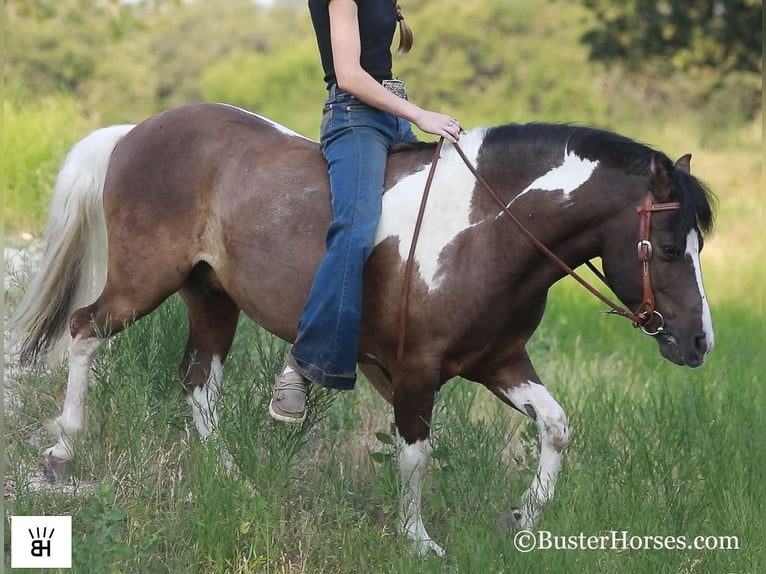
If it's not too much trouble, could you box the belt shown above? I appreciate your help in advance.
[327,79,408,101]
[381,79,408,100]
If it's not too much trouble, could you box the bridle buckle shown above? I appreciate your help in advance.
[637,239,653,261]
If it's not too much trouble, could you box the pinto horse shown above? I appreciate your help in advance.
[12,103,715,556]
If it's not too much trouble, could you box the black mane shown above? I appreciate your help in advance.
[483,123,716,241]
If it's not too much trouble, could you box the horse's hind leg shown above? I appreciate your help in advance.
[44,334,101,463]
[487,353,569,529]
[177,273,240,443]
[45,266,188,464]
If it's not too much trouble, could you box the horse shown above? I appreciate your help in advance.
[11,103,715,556]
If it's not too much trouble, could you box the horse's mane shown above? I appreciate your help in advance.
[484,123,716,241]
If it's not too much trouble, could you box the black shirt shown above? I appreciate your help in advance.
[308,0,398,88]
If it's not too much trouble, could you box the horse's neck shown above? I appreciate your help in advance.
[484,168,646,280]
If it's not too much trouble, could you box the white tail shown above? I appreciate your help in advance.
[10,124,135,365]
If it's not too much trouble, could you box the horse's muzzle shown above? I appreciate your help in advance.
[656,331,708,368]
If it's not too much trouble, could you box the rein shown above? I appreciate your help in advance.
[396,137,681,362]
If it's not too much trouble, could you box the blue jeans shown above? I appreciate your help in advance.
[289,85,418,390]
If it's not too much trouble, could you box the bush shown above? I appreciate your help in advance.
[3,93,92,238]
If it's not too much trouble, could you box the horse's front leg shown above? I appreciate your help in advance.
[488,353,569,529]
[393,371,444,557]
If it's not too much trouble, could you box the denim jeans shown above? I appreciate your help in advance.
[289,85,418,390]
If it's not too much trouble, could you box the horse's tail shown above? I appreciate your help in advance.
[10,124,135,366]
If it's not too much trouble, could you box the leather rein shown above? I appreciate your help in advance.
[397,137,681,362]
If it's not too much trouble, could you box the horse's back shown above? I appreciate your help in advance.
[105,103,328,245]
[107,103,323,205]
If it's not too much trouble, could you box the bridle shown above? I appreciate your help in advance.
[397,138,681,361]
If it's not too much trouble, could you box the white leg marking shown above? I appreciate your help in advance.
[187,355,224,440]
[45,335,101,460]
[500,381,569,528]
[375,128,488,292]
[686,229,714,353]
[496,146,599,218]
[398,437,445,557]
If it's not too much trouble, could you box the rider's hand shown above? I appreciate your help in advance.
[413,110,462,143]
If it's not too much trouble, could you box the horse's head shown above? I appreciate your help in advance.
[602,153,716,367]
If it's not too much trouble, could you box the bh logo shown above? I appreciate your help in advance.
[11,516,72,568]
[30,526,54,557]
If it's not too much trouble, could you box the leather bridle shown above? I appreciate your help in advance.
[396,138,681,361]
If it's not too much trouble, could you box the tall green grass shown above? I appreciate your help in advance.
[3,276,760,572]
[3,94,93,239]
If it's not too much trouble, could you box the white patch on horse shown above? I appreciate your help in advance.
[215,103,315,142]
[397,437,445,557]
[498,381,568,528]
[686,230,714,354]
[375,128,488,291]
[187,355,223,440]
[496,146,599,218]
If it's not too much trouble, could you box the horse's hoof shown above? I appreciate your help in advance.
[496,507,525,531]
[413,538,445,558]
[42,456,73,483]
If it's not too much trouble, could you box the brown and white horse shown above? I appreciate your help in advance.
[12,103,715,556]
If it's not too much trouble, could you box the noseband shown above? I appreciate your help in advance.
[397,138,681,361]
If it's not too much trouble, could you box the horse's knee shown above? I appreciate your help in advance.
[501,381,569,452]
[525,396,568,452]
[540,404,569,452]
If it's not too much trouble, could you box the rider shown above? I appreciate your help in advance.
[269,0,462,422]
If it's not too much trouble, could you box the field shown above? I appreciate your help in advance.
[2,16,763,568]
[3,118,762,573]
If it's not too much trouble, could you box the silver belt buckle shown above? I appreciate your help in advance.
[382,79,408,100]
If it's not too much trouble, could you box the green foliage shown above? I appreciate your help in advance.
[3,94,92,236]
[10,0,762,131]
[5,0,141,95]
[138,0,284,110]
[394,0,616,127]
[74,485,135,571]
[578,0,762,75]
[201,41,327,138]
[575,0,763,124]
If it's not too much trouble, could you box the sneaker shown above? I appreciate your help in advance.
[269,370,310,423]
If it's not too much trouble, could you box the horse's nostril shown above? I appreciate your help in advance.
[694,333,707,354]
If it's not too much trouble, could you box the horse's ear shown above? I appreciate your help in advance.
[649,153,674,200]
[674,153,692,174]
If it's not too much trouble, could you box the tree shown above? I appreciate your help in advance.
[577,0,761,76]
[575,0,762,123]
[5,0,141,96]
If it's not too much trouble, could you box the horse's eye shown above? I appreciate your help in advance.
[661,245,681,260]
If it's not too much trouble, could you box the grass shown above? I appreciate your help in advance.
[3,272,761,572]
